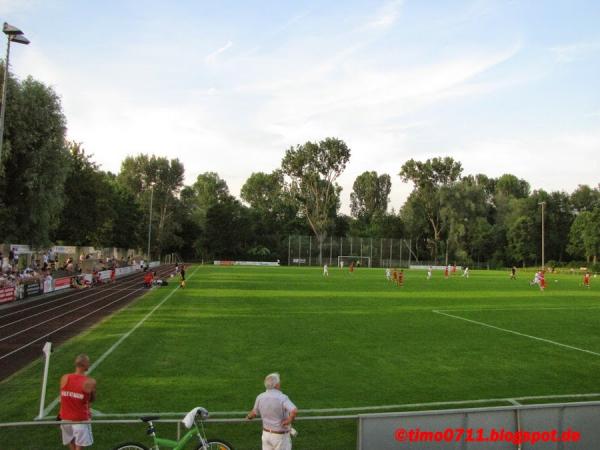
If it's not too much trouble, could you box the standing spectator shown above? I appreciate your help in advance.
[9,248,15,269]
[0,251,3,271]
[59,354,96,450]
[246,373,298,450]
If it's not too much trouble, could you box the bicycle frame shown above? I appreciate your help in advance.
[148,421,208,450]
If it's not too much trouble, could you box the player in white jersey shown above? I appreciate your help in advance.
[462,267,469,278]
[427,266,432,280]
[385,268,391,281]
[323,264,329,277]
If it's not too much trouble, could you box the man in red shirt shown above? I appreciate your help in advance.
[59,354,96,449]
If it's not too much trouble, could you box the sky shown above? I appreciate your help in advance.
[2,0,599,213]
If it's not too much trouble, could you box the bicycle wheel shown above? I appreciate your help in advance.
[196,439,234,450]
[112,442,149,450]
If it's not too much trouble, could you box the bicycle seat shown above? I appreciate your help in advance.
[140,416,160,422]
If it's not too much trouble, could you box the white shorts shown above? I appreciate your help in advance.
[61,423,93,447]
[262,431,291,450]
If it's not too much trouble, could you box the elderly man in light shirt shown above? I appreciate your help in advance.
[246,372,298,450]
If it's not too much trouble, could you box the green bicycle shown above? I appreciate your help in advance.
[112,407,233,450]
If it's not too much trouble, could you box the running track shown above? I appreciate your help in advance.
[0,265,175,381]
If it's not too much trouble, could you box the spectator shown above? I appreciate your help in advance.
[59,354,96,450]
[246,373,298,450]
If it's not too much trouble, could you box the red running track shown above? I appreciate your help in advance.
[0,265,175,381]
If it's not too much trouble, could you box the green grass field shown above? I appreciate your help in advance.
[1,266,599,449]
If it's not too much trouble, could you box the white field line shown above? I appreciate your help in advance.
[436,306,600,312]
[58,392,600,419]
[40,267,198,418]
[433,310,600,357]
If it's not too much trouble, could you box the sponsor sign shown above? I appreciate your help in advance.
[54,276,73,291]
[43,278,53,293]
[24,282,41,297]
[0,286,16,303]
[214,260,280,266]
[10,244,32,254]
[410,265,462,271]
[52,245,77,254]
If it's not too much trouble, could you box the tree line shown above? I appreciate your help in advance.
[1,67,598,268]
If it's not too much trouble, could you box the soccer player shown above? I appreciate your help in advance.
[511,266,517,280]
[323,264,329,277]
[349,261,355,273]
[530,271,541,287]
[339,260,344,270]
[583,271,591,288]
[444,266,449,279]
[539,271,546,291]
[391,268,398,283]
[180,265,186,288]
[452,263,457,274]
[427,266,432,280]
[397,269,404,287]
[462,267,469,278]
[385,268,391,281]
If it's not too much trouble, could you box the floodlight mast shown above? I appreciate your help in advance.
[538,201,546,269]
[0,22,30,165]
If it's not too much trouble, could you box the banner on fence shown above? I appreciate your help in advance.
[214,260,280,266]
[54,277,72,291]
[52,246,77,254]
[10,244,33,254]
[410,265,462,271]
[0,286,15,303]
[24,282,41,298]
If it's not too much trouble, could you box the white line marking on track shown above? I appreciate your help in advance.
[53,392,600,419]
[433,310,600,357]
[0,290,142,361]
[0,292,140,341]
[40,267,198,418]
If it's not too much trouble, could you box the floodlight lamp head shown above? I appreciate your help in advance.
[11,34,30,45]
[3,22,24,36]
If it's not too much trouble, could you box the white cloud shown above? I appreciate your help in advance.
[205,41,233,64]
[549,42,600,63]
[362,0,404,30]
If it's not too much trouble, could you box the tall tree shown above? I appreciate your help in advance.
[568,209,600,263]
[118,154,184,258]
[0,72,70,247]
[399,157,462,261]
[350,171,391,220]
[281,137,351,264]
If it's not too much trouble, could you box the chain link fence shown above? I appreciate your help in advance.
[285,235,417,268]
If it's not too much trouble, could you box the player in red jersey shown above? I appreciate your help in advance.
[59,354,96,449]
[583,271,591,288]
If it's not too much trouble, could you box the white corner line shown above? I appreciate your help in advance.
[432,310,600,358]
[38,267,199,419]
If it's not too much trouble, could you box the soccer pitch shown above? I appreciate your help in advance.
[1,266,599,449]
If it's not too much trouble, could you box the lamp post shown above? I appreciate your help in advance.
[538,201,546,269]
[1,23,30,163]
[147,182,156,261]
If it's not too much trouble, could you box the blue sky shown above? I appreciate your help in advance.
[2,0,599,212]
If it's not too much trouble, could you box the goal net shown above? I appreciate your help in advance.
[337,256,371,268]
